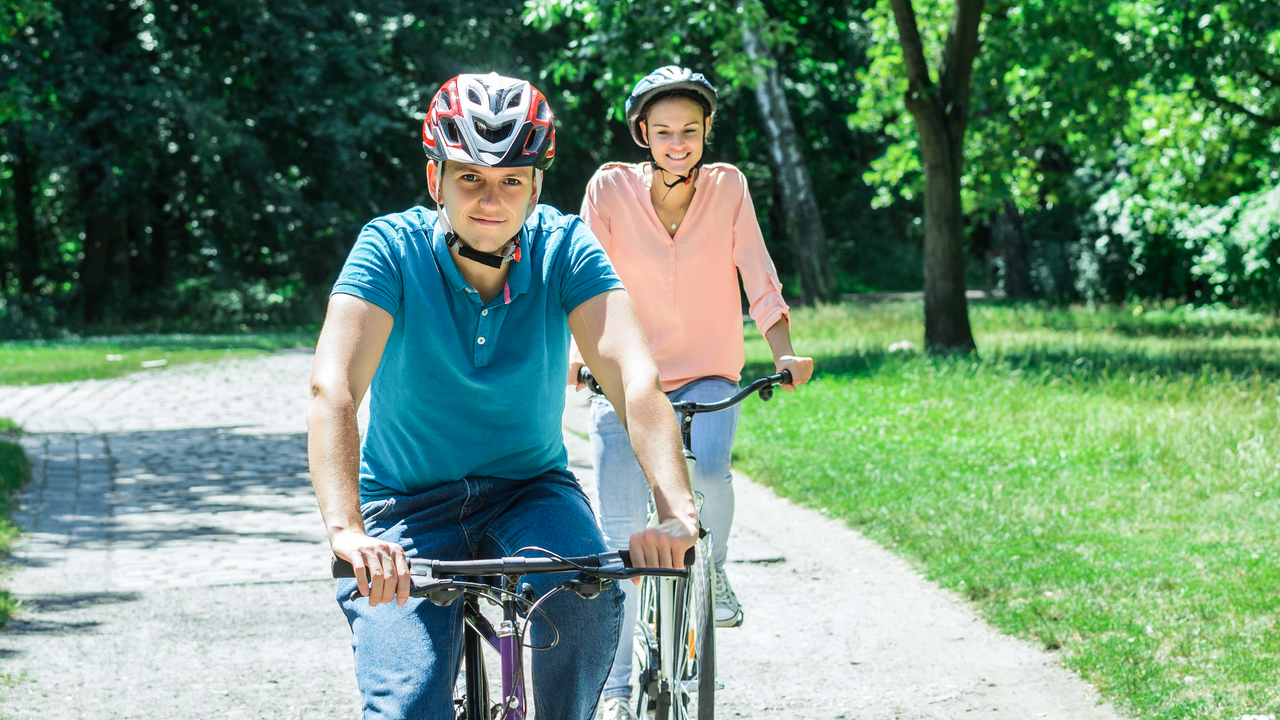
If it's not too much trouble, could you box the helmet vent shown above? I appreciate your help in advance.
[437,92,451,111]
[440,117,461,144]
[535,99,549,121]
[525,125,547,152]
[505,91,523,110]
[474,119,515,143]
[467,88,483,106]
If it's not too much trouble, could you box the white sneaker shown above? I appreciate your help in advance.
[713,565,743,627]
[596,696,637,720]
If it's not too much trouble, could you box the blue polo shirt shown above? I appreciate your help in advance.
[332,205,623,500]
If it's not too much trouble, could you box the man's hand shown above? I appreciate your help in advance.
[628,515,699,572]
[775,354,813,391]
[569,360,587,391]
[331,529,411,607]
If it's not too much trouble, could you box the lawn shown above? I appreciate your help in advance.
[0,331,317,385]
[735,301,1280,720]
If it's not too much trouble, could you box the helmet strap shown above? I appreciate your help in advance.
[446,232,520,269]
[429,160,530,269]
[645,119,706,200]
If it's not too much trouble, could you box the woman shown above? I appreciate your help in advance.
[570,66,814,718]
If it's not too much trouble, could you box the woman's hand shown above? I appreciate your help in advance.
[775,354,813,391]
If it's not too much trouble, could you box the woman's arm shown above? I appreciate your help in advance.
[730,169,813,390]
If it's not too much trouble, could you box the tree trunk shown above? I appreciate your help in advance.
[992,198,1032,299]
[889,0,982,353]
[79,170,115,325]
[10,129,40,295]
[737,0,836,305]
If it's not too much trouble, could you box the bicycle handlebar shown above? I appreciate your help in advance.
[331,547,693,583]
[577,367,794,413]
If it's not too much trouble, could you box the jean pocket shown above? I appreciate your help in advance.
[359,498,395,526]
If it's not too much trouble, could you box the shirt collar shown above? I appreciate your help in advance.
[429,209,533,306]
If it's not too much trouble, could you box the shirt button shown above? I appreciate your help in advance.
[466,287,474,294]
[477,337,486,345]
[481,309,488,317]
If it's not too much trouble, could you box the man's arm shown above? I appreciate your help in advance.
[568,290,699,569]
[308,293,410,607]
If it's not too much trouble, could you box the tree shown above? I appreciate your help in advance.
[737,0,835,304]
[883,0,982,351]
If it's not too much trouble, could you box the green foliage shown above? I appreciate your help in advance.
[738,301,1280,718]
[2,0,1280,339]
[0,423,30,626]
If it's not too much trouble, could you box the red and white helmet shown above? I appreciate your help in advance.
[422,73,556,170]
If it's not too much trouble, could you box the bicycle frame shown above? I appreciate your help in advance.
[462,586,527,719]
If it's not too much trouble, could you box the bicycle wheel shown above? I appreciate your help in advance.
[672,536,715,720]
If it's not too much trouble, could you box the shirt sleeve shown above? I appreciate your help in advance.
[580,172,613,253]
[331,219,404,316]
[568,173,616,378]
[558,217,625,316]
[731,171,790,336]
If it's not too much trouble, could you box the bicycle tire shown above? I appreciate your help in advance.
[673,536,715,720]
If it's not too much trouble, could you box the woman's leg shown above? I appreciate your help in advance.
[667,378,741,569]
[588,397,652,700]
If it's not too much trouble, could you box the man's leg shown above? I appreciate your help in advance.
[589,396,653,702]
[473,472,624,720]
[337,488,471,720]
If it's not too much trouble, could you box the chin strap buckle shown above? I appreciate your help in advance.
[447,232,520,269]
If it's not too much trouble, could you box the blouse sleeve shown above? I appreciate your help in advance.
[730,170,790,336]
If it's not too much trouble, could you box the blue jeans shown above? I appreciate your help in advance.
[589,377,741,699]
[337,471,623,720]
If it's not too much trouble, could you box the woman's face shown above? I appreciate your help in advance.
[642,96,712,177]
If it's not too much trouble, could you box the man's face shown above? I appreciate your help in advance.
[433,161,536,252]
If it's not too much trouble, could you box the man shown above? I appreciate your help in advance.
[307,73,698,720]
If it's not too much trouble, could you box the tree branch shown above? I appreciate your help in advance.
[1194,77,1280,128]
[888,0,934,109]
[938,0,985,120]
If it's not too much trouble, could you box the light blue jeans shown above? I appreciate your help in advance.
[589,376,741,700]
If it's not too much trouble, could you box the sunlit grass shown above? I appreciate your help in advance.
[736,300,1280,720]
[0,331,317,385]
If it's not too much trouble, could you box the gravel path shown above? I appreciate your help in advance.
[0,353,1125,719]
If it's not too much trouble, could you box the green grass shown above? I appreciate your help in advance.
[0,331,317,385]
[735,301,1280,720]
[0,423,31,626]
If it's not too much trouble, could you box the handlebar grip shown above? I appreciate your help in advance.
[577,366,604,395]
[780,369,793,385]
[617,546,696,568]
[332,557,356,578]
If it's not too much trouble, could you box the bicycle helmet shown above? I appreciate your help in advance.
[421,74,556,269]
[423,73,556,170]
[625,66,717,148]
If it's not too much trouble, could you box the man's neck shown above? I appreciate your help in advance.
[450,244,512,304]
